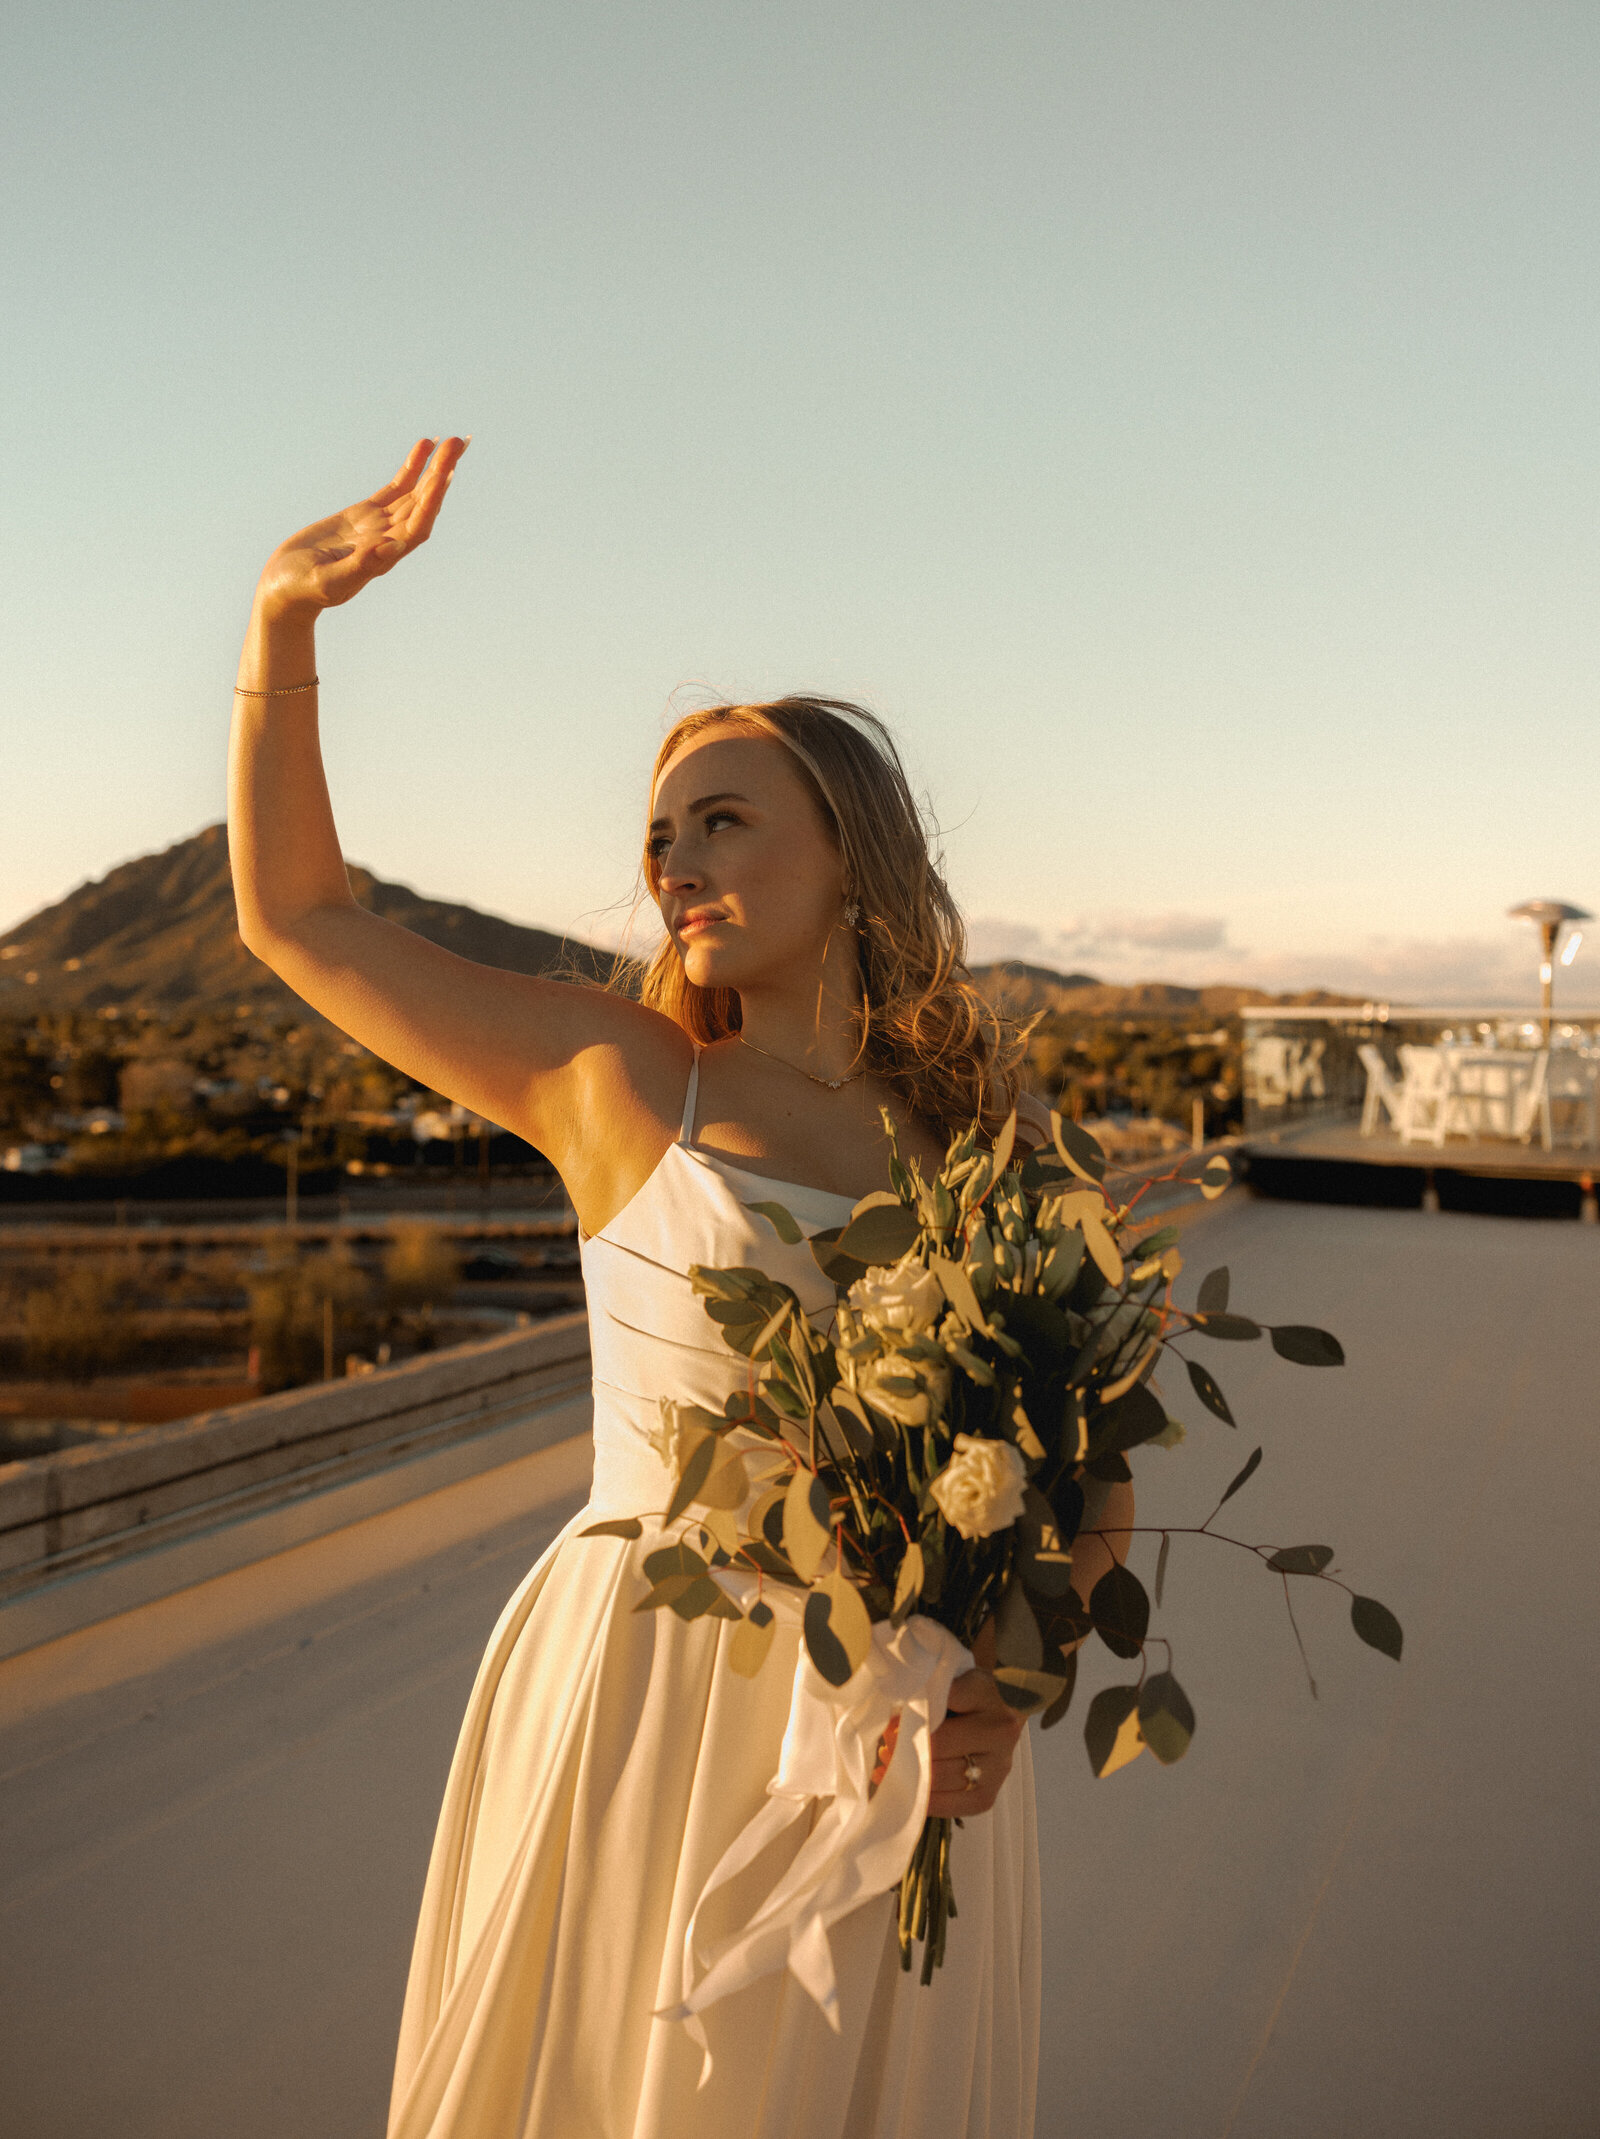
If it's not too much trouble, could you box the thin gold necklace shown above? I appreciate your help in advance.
[737,1033,863,1091]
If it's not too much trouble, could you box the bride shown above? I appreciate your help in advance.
[229,438,1134,2139]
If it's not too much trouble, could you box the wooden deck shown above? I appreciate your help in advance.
[1243,1114,1600,1183]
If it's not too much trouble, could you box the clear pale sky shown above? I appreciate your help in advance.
[4,1,1597,1005]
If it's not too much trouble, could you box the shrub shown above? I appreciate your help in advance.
[22,1265,135,1379]
[247,1241,374,1393]
[381,1225,460,1315]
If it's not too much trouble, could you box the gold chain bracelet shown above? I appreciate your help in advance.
[234,678,319,698]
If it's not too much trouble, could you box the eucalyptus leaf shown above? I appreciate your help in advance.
[1154,1531,1171,1609]
[632,1573,699,1613]
[1039,1646,1079,1729]
[835,1201,922,1267]
[727,1608,778,1678]
[993,1666,1068,1715]
[643,1541,709,1583]
[670,1575,742,1622]
[1197,1266,1231,1314]
[580,1517,644,1540]
[809,1225,870,1287]
[1086,1450,1132,1484]
[1199,1153,1232,1201]
[803,1589,855,1686]
[783,1467,833,1582]
[745,1200,804,1245]
[1218,1445,1263,1507]
[1082,1210,1125,1288]
[1091,1380,1167,1458]
[1266,1543,1335,1575]
[1191,1312,1262,1342]
[995,1577,1045,1670]
[1090,1561,1150,1659]
[989,1107,1018,1182]
[1185,1357,1237,1426]
[1269,1324,1346,1367]
[816,1569,873,1676]
[663,1429,718,1524]
[1137,1671,1196,1765]
[1053,1114,1109,1183]
[1084,1683,1145,1777]
[891,1541,925,1622]
[1350,1593,1404,1661]
[693,1448,750,1511]
[931,1253,986,1329]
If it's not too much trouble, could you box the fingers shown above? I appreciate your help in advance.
[928,1741,1014,1817]
[366,438,436,508]
[944,1666,1012,1717]
[930,1707,1020,1761]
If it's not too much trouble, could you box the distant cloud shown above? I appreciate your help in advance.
[966,911,1231,968]
[965,912,1600,1008]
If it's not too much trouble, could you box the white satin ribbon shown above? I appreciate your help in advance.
[657,1591,974,2086]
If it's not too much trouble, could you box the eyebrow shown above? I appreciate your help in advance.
[647,791,751,834]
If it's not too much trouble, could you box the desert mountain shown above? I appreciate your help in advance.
[968,959,1360,1021]
[1,827,1355,1025]
[0,825,614,1019]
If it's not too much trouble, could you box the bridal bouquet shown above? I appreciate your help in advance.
[585,1108,1402,2015]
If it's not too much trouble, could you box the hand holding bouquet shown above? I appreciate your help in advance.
[586,1107,1402,2002]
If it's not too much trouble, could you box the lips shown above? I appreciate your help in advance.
[678,911,727,936]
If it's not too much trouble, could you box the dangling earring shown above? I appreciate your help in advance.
[843,900,862,928]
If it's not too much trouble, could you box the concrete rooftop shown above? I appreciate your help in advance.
[1,1193,1596,2138]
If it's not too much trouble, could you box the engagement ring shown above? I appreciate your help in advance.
[963,1757,982,1791]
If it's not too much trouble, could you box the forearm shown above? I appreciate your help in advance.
[227,597,356,952]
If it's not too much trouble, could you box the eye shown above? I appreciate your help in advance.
[705,809,741,834]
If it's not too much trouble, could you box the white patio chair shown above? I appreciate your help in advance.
[1510,1051,1552,1151]
[1397,1044,1454,1145]
[1544,1053,1599,1149]
[1286,1038,1327,1101]
[1357,1044,1405,1135]
[1249,1035,1291,1108]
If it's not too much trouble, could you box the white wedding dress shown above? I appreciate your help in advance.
[387,1050,1041,2139]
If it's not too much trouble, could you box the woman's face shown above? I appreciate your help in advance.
[648,731,848,994]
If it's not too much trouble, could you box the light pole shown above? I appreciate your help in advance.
[1507,899,1591,1043]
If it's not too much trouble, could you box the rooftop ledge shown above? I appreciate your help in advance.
[0,1316,593,1659]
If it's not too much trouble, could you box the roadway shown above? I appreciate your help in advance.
[0,1193,1595,2137]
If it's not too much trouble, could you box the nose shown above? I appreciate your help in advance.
[656,842,703,896]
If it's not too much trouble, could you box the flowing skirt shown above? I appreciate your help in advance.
[388,1510,1041,2139]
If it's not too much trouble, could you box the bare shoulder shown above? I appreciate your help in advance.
[544,992,696,1237]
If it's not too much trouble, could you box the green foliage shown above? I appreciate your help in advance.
[381,1224,460,1315]
[21,1265,135,1379]
[247,1241,374,1392]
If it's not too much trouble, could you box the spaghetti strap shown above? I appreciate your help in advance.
[677,1045,702,1147]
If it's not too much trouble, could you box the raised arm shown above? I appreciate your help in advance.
[227,438,686,1226]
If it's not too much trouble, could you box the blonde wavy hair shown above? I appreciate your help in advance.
[618,696,1027,1141]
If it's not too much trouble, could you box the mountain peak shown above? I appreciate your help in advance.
[0,825,610,1019]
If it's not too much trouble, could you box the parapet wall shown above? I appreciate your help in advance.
[0,1316,593,1617]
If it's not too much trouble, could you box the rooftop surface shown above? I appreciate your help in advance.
[1,1193,1595,2138]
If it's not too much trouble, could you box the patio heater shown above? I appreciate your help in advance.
[1507,899,1591,1042]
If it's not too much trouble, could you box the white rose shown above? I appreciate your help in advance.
[847,1262,945,1337]
[929,1434,1028,1540]
[857,1353,949,1429]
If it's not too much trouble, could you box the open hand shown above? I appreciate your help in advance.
[254,436,469,620]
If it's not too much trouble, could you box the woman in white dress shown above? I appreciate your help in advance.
[228,439,1134,2139]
